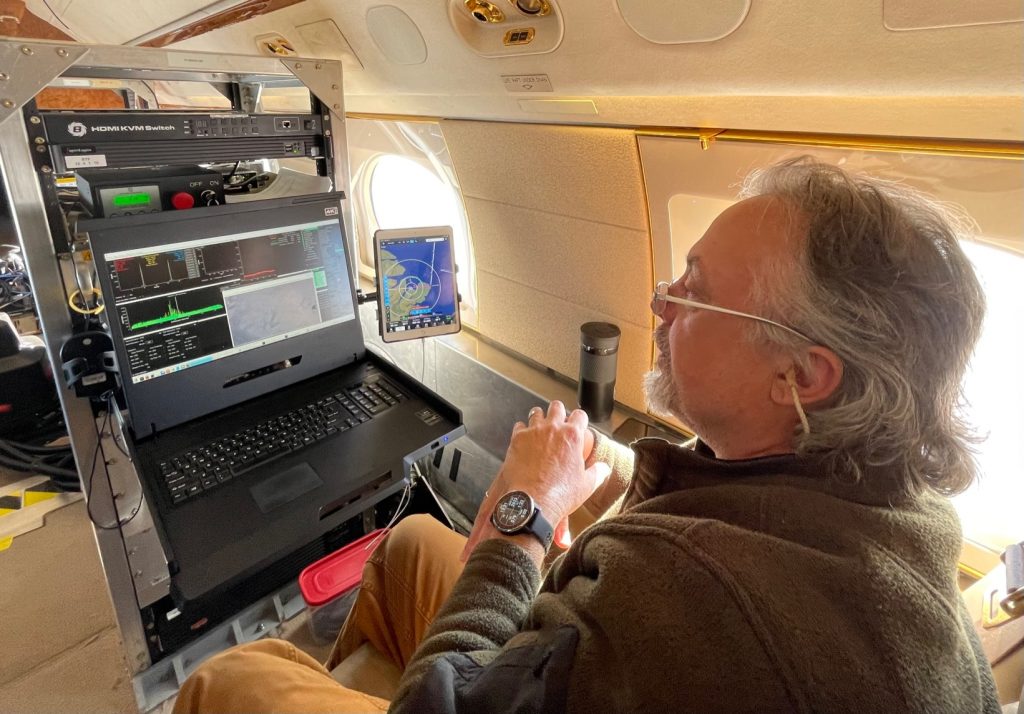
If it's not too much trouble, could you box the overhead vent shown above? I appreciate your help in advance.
[615,0,750,44]
[447,0,564,57]
[366,5,428,65]
[883,0,1024,31]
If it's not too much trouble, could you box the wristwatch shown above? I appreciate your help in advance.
[490,490,554,550]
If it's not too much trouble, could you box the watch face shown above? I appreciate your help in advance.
[493,491,534,533]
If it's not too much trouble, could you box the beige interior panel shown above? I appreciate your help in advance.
[476,272,651,412]
[441,121,649,231]
[465,197,651,326]
[442,120,654,412]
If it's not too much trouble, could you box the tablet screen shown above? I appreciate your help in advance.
[374,227,461,342]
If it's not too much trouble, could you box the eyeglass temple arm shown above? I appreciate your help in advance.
[660,294,812,343]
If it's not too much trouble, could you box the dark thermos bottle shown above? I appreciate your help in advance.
[578,322,621,423]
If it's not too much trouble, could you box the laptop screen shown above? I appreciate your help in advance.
[84,195,365,438]
[103,219,355,385]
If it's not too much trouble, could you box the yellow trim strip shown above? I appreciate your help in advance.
[639,127,1023,160]
[346,113,1023,160]
[346,112,445,124]
[958,562,987,581]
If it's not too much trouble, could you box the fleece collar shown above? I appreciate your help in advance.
[624,438,907,509]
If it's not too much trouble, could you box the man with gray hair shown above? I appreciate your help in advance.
[176,158,998,713]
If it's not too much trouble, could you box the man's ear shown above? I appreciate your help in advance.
[771,346,843,408]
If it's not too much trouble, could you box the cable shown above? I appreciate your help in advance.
[68,288,104,315]
[412,461,456,531]
[364,480,412,552]
[84,393,142,530]
[40,0,76,36]
[0,437,79,489]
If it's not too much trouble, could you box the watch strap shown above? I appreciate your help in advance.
[526,507,554,550]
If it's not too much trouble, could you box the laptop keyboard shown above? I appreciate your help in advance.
[157,376,406,506]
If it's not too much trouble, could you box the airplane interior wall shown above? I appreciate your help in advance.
[440,120,653,411]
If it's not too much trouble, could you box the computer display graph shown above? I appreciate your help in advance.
[130,299,225,331]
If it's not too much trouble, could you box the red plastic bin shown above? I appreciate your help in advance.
[299,528,389,644]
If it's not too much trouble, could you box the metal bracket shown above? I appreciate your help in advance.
[0,40,89,125]
[238,81,264,114]
[279,58,344,115]
[698,128,725,151]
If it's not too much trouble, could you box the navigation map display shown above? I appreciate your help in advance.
[373,226,461,343]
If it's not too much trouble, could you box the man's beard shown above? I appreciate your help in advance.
[644,325,681,419]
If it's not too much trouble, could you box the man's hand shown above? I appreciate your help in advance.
[461,401,610,561]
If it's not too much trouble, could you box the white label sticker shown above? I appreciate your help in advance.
[60,78,91,87]
[65,155,108,169]
[167,53,216,68]
[82,373,107,386]
[501,74,553,93]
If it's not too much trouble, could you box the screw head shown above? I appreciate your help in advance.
[315,63,322,69]
[1,99,14,109]
[324,129,331,137]
[57,48,68,57]
[20,46,33,55]
[30,115,41,124]
[331,84,339,90]
[36,145,46,152]
[33,136,45,144]
[0,73,8,80]
[41,165,52,173]
[295,62,302,68]
[333,103,341,110]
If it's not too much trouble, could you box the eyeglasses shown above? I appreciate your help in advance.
[650,281,816,344]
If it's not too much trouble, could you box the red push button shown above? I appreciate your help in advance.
[171,192,195,210]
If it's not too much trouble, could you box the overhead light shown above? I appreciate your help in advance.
[465,0,505,23]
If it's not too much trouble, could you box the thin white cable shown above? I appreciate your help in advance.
[364,480,411,551]
[413,461,456,531]
[787,370,811,435]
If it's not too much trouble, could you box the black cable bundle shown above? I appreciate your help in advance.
[0,435,79,491]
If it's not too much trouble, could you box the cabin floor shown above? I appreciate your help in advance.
[0,465,333,713]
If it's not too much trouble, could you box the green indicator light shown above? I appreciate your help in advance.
[112,193,152,207]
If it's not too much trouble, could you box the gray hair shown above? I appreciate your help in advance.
[740,157,986,497]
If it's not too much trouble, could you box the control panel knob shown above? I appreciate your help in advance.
[201,190,220,206]
[171,192,195,210]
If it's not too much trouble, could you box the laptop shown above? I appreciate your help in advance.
[81,194,464,605]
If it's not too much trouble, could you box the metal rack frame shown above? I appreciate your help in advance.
[0,37,351,700]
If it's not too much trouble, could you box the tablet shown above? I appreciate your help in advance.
[373,226,461,343]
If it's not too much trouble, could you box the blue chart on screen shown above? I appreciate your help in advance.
[380,238,456,325]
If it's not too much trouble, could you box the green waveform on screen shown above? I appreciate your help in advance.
[131,301,223,330]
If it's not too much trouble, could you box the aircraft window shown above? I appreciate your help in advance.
[347,119,476,319]
[641,137,1023,568]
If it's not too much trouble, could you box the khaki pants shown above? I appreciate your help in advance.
[173,514,467,713]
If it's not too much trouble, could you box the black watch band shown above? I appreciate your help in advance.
[524,507,554,550]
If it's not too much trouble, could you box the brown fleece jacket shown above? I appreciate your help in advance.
[391,436,1000,714]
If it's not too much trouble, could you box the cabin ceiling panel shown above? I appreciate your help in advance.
[70,0,1023,139]
[25,0,218,45]
[440,121,648,230]
[465,197,652,328]
[475,271,651,412]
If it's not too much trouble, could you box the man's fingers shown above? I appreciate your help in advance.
[512,420,526,434]
[567,408,588,430]
[547,400,566,422]
[527,406,544,425]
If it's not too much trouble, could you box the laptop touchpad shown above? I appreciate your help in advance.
[250,462,324,514]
